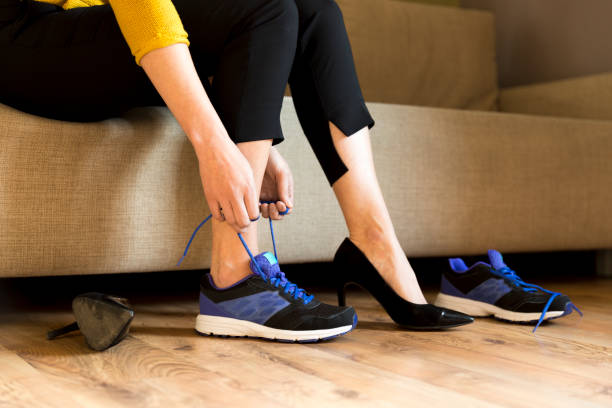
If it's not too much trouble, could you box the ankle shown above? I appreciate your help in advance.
[210,260,253,289]
[348,220,427,304]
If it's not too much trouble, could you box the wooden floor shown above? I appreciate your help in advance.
[0,277,611,407]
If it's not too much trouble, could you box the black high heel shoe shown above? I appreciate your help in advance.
[333,238,474,330]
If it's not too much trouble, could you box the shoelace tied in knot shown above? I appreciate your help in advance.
[492,266,583,333]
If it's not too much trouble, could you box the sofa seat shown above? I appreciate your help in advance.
[2,97,611,277]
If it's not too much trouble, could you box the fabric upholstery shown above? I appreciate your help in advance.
[336,0,498,110]
[499,72,612,121]
[2,97,611,277]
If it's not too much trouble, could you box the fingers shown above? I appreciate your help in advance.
[277,172,294,209]
[244,184,260,222]
[220,200,248,234]
[260,200,292,219]
[260,202,270,219]
[228,183,261,233]
[208,199,224,222]
[215,190,260,234]
[260,201,284,219]
[231,196,251,233]
[288,175,294,209]
[219,200,238,232]
[269,204,281,220]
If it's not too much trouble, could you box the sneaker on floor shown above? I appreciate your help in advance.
[196,251,357,342]
[434,249,582,332]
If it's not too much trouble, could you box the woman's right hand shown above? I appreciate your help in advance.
[139,43,259,233]
[194,136,260,234]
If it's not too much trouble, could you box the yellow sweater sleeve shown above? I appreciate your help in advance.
[36,0,190,66]
[105,0,190,67]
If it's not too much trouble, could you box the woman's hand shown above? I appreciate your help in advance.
[140,43,259,233]
[194,136,259,233]
[260,147,294,220]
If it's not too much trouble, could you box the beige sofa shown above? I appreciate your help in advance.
[1,0,611,278]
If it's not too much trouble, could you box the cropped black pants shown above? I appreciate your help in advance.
[0,0,374,185]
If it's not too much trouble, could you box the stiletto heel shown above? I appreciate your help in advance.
[337,285,347,307]
[333,238,474,330]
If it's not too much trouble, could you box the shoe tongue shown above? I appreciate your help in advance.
[488,249,507,270]
[249,252,281,278]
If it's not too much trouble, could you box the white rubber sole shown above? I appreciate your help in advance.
[195,315,354,342]
[434,293,563,322]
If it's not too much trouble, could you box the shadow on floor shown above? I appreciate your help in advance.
[0,249,597,313]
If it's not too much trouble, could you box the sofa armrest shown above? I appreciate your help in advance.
[499,72,612,121]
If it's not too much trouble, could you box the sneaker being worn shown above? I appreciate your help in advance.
[196,251,357,342]
[434,249,582,332]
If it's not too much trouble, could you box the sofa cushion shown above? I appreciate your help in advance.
[336,0,498,110]
[499,72,612,121]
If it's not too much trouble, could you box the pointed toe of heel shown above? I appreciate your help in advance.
[394,304,474,330]
[438,308,475,328]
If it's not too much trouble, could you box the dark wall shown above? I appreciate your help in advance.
[460,0,612,87]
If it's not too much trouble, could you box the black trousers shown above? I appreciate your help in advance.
[0,0,374,185]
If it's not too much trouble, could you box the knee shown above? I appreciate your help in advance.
[295,0,344,23]
[262,0,299,37]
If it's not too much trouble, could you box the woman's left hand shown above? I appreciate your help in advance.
[260,147,294,220]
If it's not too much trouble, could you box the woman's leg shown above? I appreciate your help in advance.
[289,0,426,303]
[178,0,298,287]
[330,124,427,304]
[288,0,374,186]
[211,140,272,288]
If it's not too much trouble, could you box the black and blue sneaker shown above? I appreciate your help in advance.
[196,251,357,342]
[177,207,357,343]
[434,249,582,332]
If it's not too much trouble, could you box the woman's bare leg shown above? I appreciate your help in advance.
[210,139,272,288]
[330,122,427,304]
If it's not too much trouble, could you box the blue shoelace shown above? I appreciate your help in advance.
[176,201,314,304]
[490,266,583,332]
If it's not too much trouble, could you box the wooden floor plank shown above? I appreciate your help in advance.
[0,320,284,408]
[318,329,610,408]
[138,327,499,408]
[0,277,610,407]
